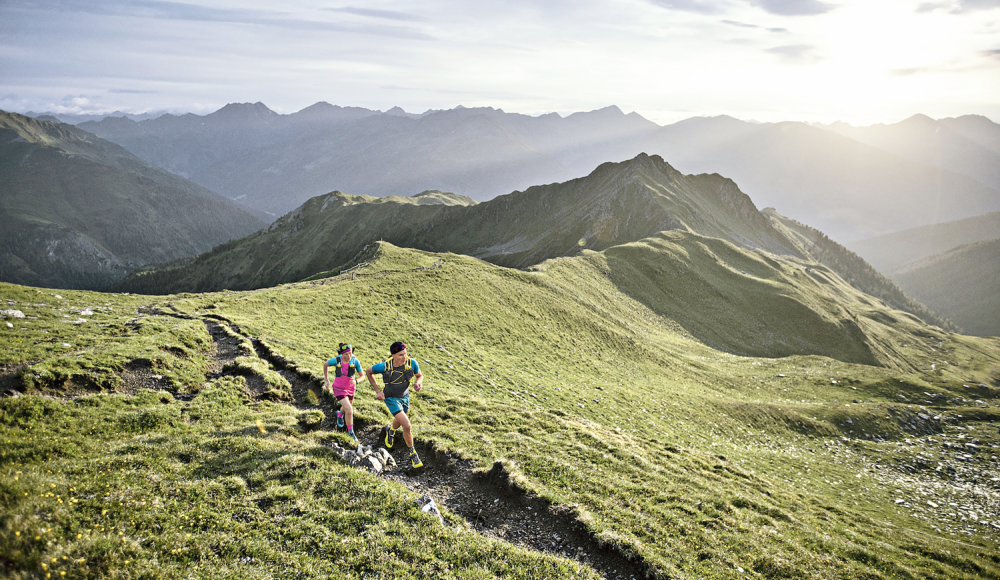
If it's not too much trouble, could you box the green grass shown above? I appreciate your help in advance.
[3,241,999,579]
[1,378,591,580]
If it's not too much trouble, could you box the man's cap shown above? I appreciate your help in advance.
[390,341,407,355]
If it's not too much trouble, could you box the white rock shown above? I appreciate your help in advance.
[358,455,383,472]
[416,493,444,525]
[1,309,25,319]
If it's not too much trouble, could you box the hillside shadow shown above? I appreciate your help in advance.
[603,232,880,365]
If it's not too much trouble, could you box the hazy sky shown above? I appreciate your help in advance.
[2,0,999,125]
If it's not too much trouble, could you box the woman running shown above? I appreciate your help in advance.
[323,343,363,444]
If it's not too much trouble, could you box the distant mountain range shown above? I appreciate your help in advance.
[28,110,168,124]
[643,116,1000,242]
[890,238,1000,338]
[0,112,266,290]
[846,210,1000,274]
[113,153,952,335]
[821,114,1000,193]
[847,211,1000,337]
[70,103,1000,243]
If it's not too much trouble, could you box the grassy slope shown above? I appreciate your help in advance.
[762,209,956,332]
[4,241,999,579]
[890,239,1000,338]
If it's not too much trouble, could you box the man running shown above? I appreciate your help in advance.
[366,341,424,468]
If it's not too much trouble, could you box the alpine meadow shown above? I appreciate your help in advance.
[6,0,1000,574]
[3,146,1000,579]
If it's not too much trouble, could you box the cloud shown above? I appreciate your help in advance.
[12,0,435,40]
[647,0,731,15]
[917,0,1000,12]
[721,19,788,31]
[765,44,822,62]
[650,0,835,16]
[326,7,423,21]
[109,89,158,94]
[745,0,836,16]
[890,67,929,76]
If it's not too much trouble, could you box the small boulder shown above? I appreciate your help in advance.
[357,454,383,473]
[377,448,396,468]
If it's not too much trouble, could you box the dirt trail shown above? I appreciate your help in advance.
[205,316,648,580]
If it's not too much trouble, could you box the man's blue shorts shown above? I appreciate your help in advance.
[384,395,409,416]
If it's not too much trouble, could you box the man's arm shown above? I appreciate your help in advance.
[412,359,423,391]
[365,366,385,400]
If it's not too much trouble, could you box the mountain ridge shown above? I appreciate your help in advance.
[0,111,266,290]
[71,103,1000,241]
[113,153,951,335]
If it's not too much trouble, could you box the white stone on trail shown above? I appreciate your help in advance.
[416,492,445,525]
[1,310,25,318]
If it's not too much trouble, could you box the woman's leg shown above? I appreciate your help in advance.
[338,396,354,427]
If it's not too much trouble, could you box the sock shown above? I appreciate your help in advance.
[347,424,354,433]
[408,445,415,454]
[337,410,343,418]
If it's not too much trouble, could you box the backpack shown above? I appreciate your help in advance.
[381,355,414,387]
[334,356,357,378]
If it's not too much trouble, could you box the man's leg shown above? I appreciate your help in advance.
[392,410,421,467]
[391,411,413,448]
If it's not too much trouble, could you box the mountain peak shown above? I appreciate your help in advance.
[898,113,936,127]
[566,105,624,120]
[209,102,278,121]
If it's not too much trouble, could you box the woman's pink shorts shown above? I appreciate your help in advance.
[332,376,357,400]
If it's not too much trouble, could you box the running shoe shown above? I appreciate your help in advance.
[409,448,423,468]
[336,411,345,429]
[384,425,395,448]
